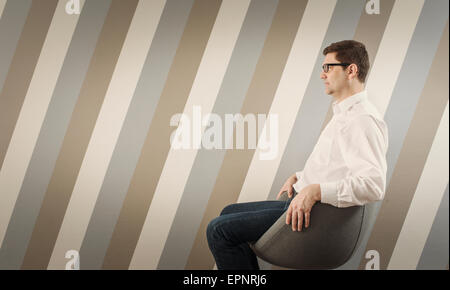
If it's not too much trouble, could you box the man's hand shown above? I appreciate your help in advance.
[276,174,298,200]
[286,184,321,231]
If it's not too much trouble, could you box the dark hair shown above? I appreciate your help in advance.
[323,40,369,83]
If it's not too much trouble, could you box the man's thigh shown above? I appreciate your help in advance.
[220,200,290,216]
[211,207,286,244]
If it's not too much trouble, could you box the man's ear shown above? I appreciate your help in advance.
[347,63,358,80]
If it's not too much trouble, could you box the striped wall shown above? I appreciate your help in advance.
[0,0,448,270]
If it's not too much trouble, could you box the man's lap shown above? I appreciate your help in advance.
[208,200,291,245]
[220,199,290,216]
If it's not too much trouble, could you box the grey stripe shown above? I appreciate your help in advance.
[417,184,449,270]
[0,0,31,93]
[267,0,364,202]
[349,0,449,270]
[0,0,112,270]
[158,0,279,270]
[79,0,194,270]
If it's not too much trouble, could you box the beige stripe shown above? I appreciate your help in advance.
[320,0,395,132]
[0,0,7,19]
[0,0,82,249]
[381,23,448,270]
[47,0,166,270]
[102,0,222,270]
[238,0,337,204]
[20,0,139,269]
[388,102,449,270]
[186,0,308,270]
[129,0,250,270]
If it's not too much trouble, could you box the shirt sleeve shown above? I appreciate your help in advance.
[320,114,388,208]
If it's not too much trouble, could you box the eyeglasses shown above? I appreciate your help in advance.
[322,63,350,73]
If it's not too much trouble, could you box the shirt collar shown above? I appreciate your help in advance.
[332,90,367,115]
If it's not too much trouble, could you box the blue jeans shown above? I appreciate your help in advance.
[206,196,294,270]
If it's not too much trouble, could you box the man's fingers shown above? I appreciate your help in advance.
[288,188,293,198]
[291,208,297,231]
[298,210,303,231]
[286,206,292,224]
[305,212,310,228]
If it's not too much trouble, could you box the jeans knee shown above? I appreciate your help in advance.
[206,217,220,242]
[220,203,236,216]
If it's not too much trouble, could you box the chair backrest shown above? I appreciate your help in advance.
[337,200,381,269]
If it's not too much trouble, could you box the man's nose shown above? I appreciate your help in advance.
[320,71,326,79]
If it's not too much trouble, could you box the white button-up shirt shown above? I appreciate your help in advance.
[293,90,389,208]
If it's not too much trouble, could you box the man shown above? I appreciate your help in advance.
[206,40,388,270]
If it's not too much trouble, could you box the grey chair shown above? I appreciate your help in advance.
[249,190,375,270]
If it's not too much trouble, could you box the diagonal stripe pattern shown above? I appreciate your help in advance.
[0,0,447,270]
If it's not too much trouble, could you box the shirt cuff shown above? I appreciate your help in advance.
[320,181,338,207]
[295,171,303,181]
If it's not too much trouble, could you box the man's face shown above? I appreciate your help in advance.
[320,52,348,96]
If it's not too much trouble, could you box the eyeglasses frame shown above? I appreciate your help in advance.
[322,63,351,73]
